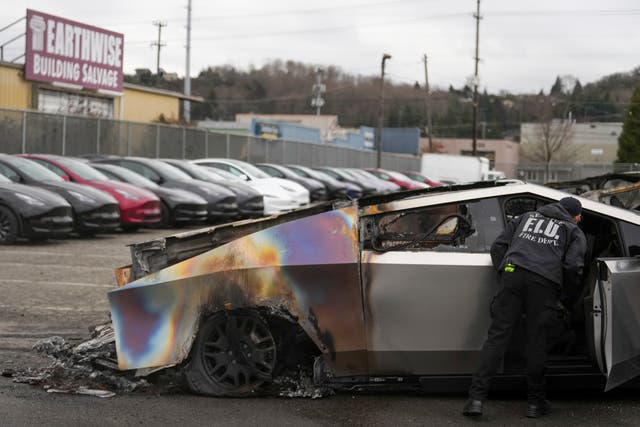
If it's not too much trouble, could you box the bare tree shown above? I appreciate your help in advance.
[521,98,575,182]
[532,118,575,182]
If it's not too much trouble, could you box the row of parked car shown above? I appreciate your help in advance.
[0,153,440,244]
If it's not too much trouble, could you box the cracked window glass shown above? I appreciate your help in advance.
[372,198,503,252]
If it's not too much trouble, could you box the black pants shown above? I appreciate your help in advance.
[468,267,559,402]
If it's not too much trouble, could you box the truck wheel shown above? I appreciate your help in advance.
[0,206,18,244]
[183,311,277,397]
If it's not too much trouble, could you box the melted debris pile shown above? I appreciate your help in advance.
[1,321,333,399]
[1,323,151,398]
[270,366,334,399]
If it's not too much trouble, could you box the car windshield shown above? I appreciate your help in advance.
[166,161,212,181]
[54,157,109,181]
[227,160,270,179]
[146,160,193,181]
[318,168,341,179]
[386,170,413,181]
[204,167,241,181]
[98,165,158,189]
[7,156,63,182]
[0,174,10,183]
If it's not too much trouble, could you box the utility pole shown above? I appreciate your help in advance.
[471,0,482,156]
[377,53,391,169]
[151,21,167,77]
[311,68,326,115]
[184,0,192,123]
[423,54,433,152]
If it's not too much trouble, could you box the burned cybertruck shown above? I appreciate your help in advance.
[109,181,640,396]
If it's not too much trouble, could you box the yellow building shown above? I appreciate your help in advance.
[0,61,201,123]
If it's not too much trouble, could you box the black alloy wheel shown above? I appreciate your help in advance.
[184,311,277,396]
[0,206,19,244]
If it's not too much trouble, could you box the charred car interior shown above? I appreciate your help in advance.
[108,181,640,396]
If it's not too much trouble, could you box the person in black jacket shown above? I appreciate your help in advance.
[462,197,587,419]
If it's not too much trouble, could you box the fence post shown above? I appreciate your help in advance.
[127,122,132,156]
[155,124,160,158]
[205,130,209,157]
[265,138,269,163]
[61,115,66,155]
[246,136,251,162]
[296,142,300,164]
[226,133,230,158]
[282,140,286,164]
[182,127,186,159]
[96,118,101,155]
[21,111,26,153]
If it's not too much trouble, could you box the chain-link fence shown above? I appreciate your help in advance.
[513,162,640,184]
[0,108,419,171]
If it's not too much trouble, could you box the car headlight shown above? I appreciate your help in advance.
[68,190,95,204]
[15,193,46,207]
[114,189,140,200]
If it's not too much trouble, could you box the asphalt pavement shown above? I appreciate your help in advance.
[1,228,640,426]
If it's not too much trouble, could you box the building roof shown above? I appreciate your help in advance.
[123,83,203,102]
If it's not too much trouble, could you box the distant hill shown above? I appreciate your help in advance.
[125,62,640,140]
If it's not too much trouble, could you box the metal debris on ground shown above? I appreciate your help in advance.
[5,323,150,397]
[4,322,333,399]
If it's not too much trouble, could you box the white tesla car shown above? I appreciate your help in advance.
[191,158,309,215]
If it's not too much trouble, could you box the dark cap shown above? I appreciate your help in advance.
[559,197,582,217]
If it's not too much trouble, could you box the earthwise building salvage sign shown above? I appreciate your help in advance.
[25,9,124,92]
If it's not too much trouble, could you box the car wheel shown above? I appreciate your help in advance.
[0,206,19,245]
[183,310,277,397]
[159,202,172,228]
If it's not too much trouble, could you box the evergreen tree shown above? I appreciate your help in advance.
[617,85,640,162]
[550,76,563,95]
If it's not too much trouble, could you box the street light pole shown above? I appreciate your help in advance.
[377,53,391,169]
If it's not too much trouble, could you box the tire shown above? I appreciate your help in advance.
[183,310,277,397]
[159,202,172,228]
[121,224,140,232]
[0,206,19,245]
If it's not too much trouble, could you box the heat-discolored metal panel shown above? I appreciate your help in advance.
[362,251,497,375]
[108,205,367,375]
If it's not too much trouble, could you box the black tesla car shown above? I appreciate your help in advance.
[285,165,361,199]
[0,174,74,244]
[0,154,120,234]
[91,163,208,227]
[255,163,328,202]
[159,159,265,219]
[313,166,378,197]
[92,157,239,223]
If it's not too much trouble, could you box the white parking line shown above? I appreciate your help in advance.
[0,279,114,288]
[0,250,125,260]
[0,262,114,271]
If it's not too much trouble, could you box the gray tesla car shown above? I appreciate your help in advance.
[108,181,640,396]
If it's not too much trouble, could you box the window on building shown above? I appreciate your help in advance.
[37,89,114,118]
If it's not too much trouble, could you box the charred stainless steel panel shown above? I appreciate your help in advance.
[596,258,640,391]
[362,251,496,375]
[109,205,367,376]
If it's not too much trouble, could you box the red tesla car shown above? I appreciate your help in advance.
[402,170,444,187]
[20,155,161,230]
[364,168,429,190]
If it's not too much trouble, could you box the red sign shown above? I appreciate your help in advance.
[25,9,124,92]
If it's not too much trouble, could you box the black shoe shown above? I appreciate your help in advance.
[462,399,483,417]
[526,400,551,418]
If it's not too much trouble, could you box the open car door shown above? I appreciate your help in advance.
[593,258,640,391]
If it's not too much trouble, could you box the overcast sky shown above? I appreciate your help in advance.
[3,1,639,94]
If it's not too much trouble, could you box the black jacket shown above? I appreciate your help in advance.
[490,203,587,297]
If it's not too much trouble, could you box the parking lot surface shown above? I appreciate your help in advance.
[1,229,640,426]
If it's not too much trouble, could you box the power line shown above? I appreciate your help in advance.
[105,0,437,26]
